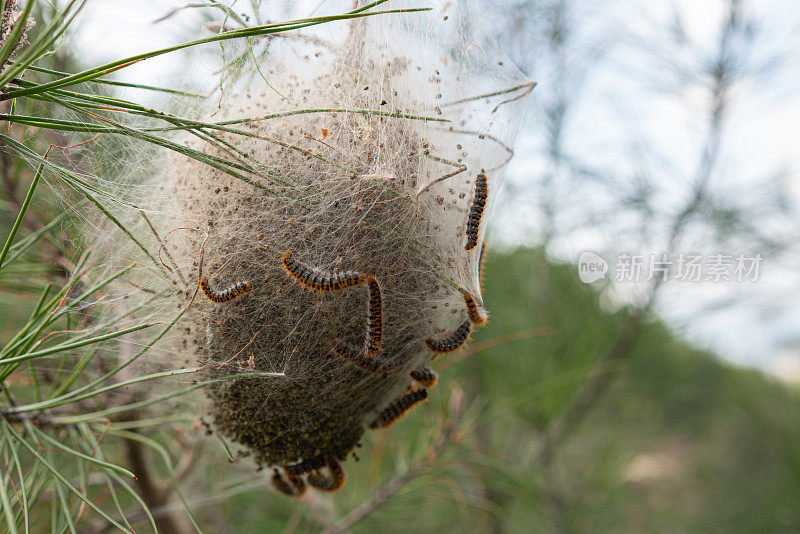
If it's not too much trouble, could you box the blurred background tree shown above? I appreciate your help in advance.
[1,0,799,532]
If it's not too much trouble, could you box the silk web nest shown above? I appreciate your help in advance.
[89,0,531,496]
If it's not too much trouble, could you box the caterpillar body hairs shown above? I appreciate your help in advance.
[370,388,429,429]
[366,275,383,355]
[425,319,472,354]
[327,274,385,373]
[410,366,438,388]
[199,276,252,304]
[464,172,488,251]
[281,251,365,292]
[463,291,488,326]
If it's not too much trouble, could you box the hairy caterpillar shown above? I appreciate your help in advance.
[307,456,346,492]
[370,388,429,429]
[281,251,365,292]
[462,291,488,326]
[366,275,383,355]
[198,276,252,304]
[425,319,472,354]
[270,470,306,497]
[465,172,488,251]
[410,366,438,387]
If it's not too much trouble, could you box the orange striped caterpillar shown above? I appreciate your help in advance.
[330,339,400,376]
[425,319,472,354]
[462,290,488,325]
[366,275,383,355]
[464,172,488,251]
[410,367,438,388]
[270,470,306,497]
[370,388,428,429]
[281,251,365,292]
[199,276,252,304]
[307,456,346,492]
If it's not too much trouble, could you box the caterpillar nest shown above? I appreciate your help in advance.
[94,1,530,496]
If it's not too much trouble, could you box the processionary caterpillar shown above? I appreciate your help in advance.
[281,251,365,292]
[370,388,428,429]
[308,456,346,492]
[366,275,383,355]
[462,290,488,326]
[464,172,488,251]
[270,470,306,497]
[410,367,438,387]
[425,319,472,353]
[199,276,252,304]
